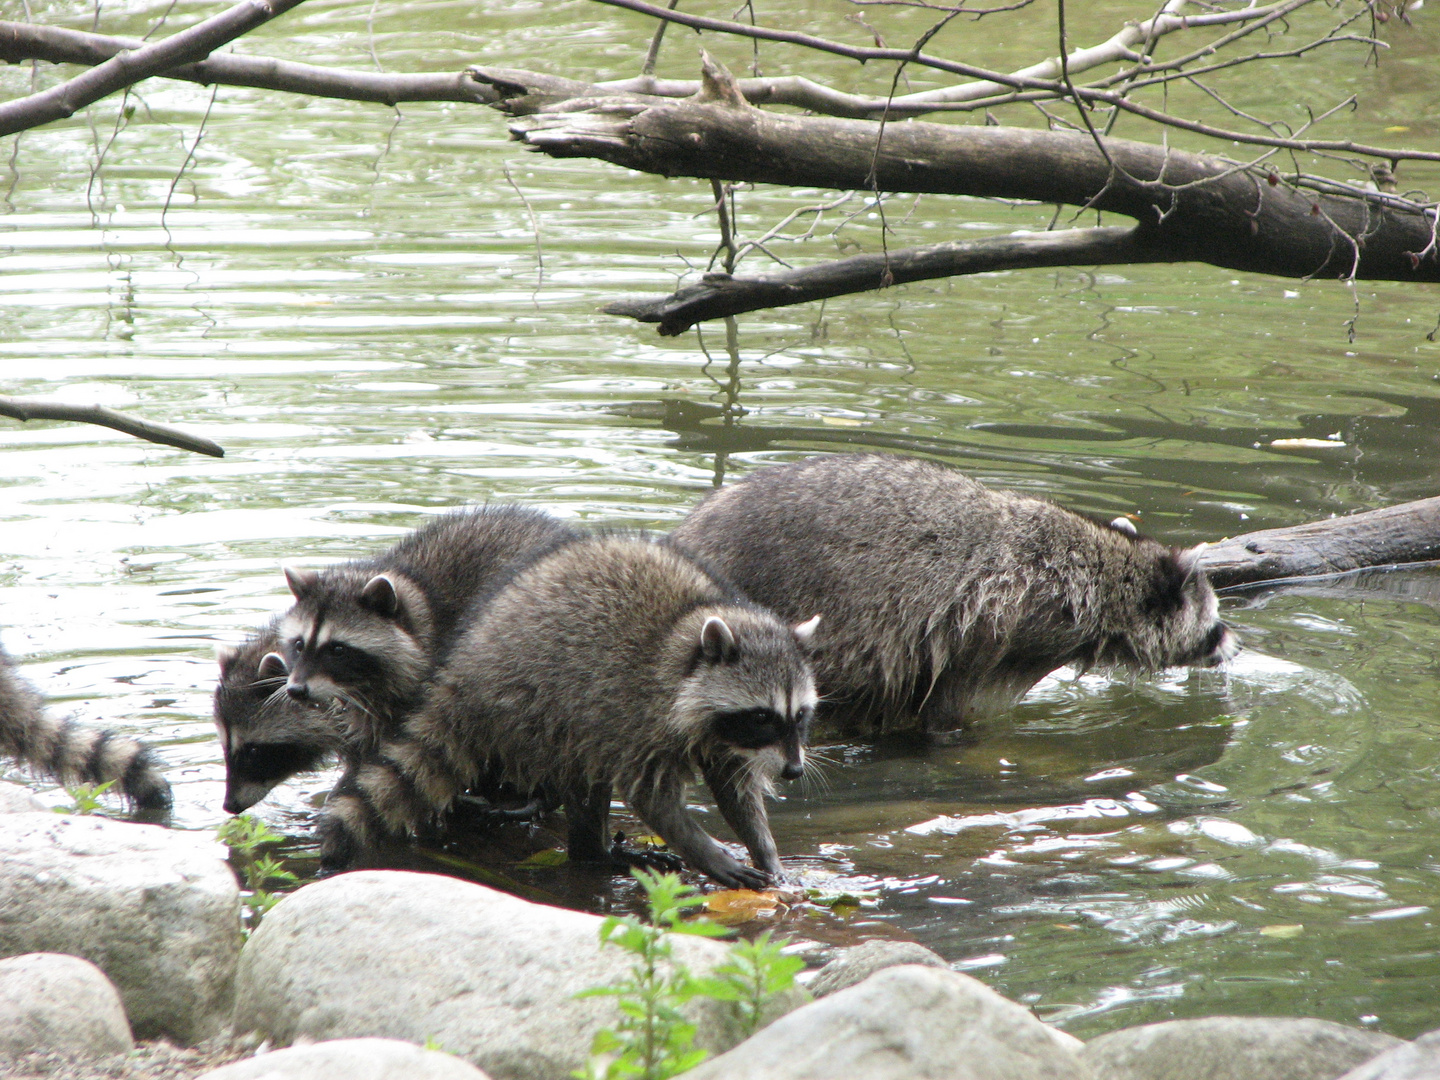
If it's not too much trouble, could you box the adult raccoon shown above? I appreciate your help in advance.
[0,636,171,811]
[218,505,576,813]
[670,453,1238,738]
[319,533,820,888]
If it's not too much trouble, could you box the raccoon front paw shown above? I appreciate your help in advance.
[707,861,773,891]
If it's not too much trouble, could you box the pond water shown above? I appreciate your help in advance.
[3,0,1439,1042]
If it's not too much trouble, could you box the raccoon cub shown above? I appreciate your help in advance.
[217,505,576,813]
[214,621,344,814]
[1,636,171,811]
[670,453,1238,738]
[319,534,820,888]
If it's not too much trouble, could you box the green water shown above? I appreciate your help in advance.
[2,0,1439,1041]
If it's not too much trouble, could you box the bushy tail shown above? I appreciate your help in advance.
[0,646,172,812]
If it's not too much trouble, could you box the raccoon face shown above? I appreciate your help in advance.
[278,566,432,721]
[679,611,820,781]
[1102,546,1239,671]
[215,641,341,814]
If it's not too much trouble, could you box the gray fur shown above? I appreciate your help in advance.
[670,453,1238,738]
[324,534,818,888]
[0,636,171,811]
[218,505,576,814]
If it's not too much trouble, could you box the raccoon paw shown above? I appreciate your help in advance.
[452,793,548,826]
[609,832,685,875]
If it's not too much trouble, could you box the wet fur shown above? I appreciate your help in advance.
[670,453,1238,737]
[0,637,171,811]
[320,534,818,888]
[217,505,577,813]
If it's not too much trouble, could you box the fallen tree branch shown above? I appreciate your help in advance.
[0,0,306,136]
[0,396,225,457]
[1197,499,1440,589]
[605,226,1164,335]
[511,83,1438,288]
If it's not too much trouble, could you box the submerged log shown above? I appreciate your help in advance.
[1197,497,1440,589]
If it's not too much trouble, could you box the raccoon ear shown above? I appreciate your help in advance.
[699,615,738,662]
[284,565,320,600]
[359,574,400,618]
[1174,545,1203,583]
[216,644,240,674]
[1108,516,1138,538]
[792,615,821,647]
[257,652,289,680]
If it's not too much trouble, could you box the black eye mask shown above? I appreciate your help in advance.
[232,741,330,784]
[712,707,787,750]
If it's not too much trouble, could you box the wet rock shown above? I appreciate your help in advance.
[0,782,45,814]
[0,812,241,1044]
[808,939,949,998]
[682,963,1093,1080]
[1334,1029,1440,1080]
[1080,1016,1402,1080]
[195,1038,493,1080]
[233,870,806,1080]
[0,952,132,1062]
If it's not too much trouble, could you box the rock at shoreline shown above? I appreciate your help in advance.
[0,812,242,1045]
[0,952,133,1062]
[807,938,950,998]
[0,782,45,814]
[1334,1029,1440,1080]
[232,870,807,1080]
[681,963,1094,1080]
[195,1038,493,1080]
[1079,1016,1403,1080]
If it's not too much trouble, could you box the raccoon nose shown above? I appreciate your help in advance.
[285,680,309,701]
[780,761,804,781]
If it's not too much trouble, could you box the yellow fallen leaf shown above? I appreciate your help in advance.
[704,889,787,924]
[516,847,568,869]
[1269,438,1346,449]
[821,416,864,427]
[1259,924,1304,938]
[1384,125,1411,133]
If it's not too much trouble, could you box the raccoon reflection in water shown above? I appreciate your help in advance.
[320,533,820,889]
[214,505,577,815]
[671,453,1239,739]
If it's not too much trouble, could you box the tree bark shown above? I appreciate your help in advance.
[510,90,1439,286]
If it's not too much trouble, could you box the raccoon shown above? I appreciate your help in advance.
[219,505,576,813]
[214,621,344,814]
[670,453,1238,738]
[0,636,172,811]
[318,534,820,888]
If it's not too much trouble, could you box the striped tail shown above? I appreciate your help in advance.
[0,645,172,812]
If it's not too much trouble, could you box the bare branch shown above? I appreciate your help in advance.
[0,396,225,457]
[0,0,306,137]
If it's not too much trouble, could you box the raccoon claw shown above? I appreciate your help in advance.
[711,863,772,891]
[609,832,685,875]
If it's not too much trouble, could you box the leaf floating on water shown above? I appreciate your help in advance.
[1259,924,1305,938]
[704,889,788,925]
[820,416,864,427]
[516,847,569,869]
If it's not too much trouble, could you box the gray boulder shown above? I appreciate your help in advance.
[682,963,1093,1080]
[0,811,242,1044]
[808,938,950,998]
[1334,1029,1440,1080]
[233,871,806,1080]
[196,1038,493,1080]
[0,952,132,1062]
[0,782,44,814]
[1080,1016,1402,1080]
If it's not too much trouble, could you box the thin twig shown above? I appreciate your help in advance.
[0,396,225,457]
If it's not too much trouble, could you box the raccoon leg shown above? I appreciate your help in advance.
[700,757,783,881]
[564,781,613,863]
[628,775,770,890]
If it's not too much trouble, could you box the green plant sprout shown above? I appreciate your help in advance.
[56,780,116,815]
[216,814,298,933]
[577,870,803,1080]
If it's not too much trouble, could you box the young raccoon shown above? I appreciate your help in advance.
[218,505,576,813]
[214,621,344,814]
[0,636,171,811]
[319,534,820,888]
[670,453,1238,738]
